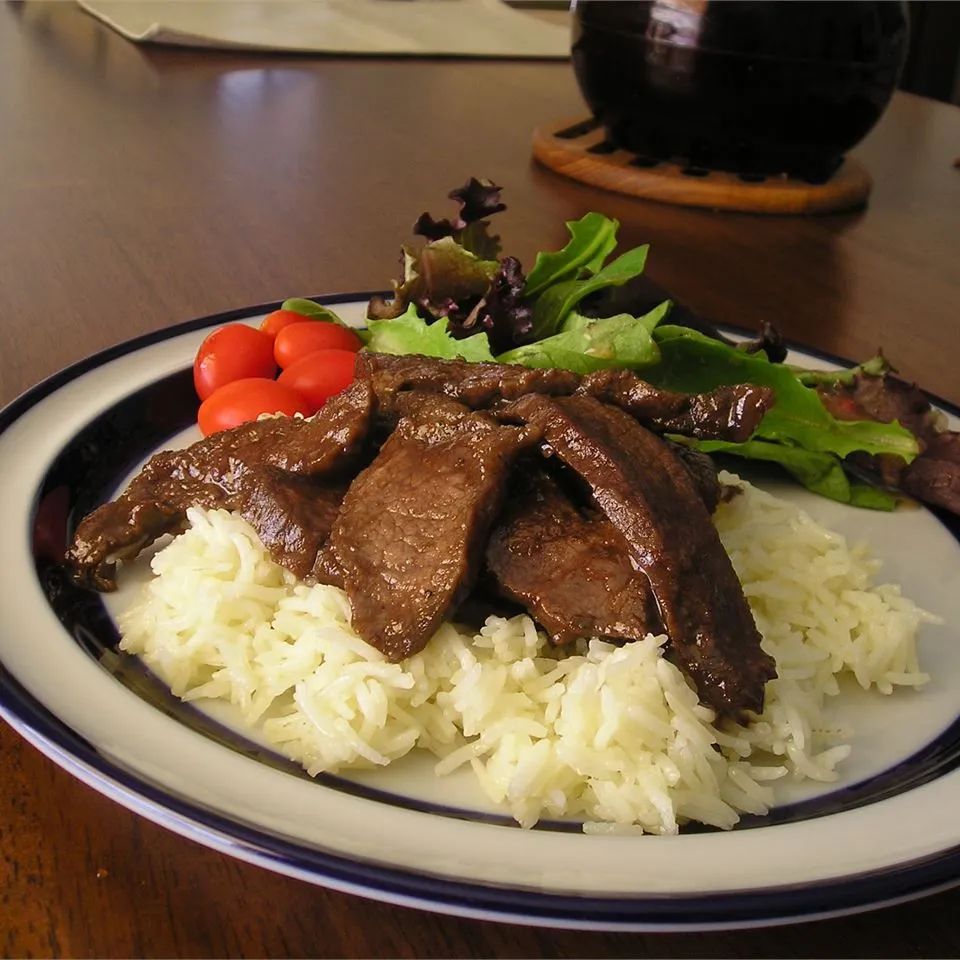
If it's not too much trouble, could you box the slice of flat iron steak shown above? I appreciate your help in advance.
[578,369,772,443]
[358,352,771,441]
[66,378,374,589]
[487,465,659,646]
[667,442,722,514]
[503,393,775,716]
[487,448,722,646]
[326,392,536,662]
[356,352,579,416]
[238,469,349,580]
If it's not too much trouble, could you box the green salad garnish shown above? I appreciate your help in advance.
[307,179,921,510]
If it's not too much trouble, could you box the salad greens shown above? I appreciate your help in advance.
[647,326,918,462]
[681,438,899,510]
[523,212,620,298]
[365,303,494,362]
[367,237,499,323]
[353,178,921,509]
[530,245,650,340]
[792,353,890,387]
[498,304,667,374]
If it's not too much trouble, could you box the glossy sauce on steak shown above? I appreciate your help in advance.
[67,379,374,588]
[358,353,772,442]
[322,392,536,662]
[487,448,722,648]
[487,466,659,646]
[356,352,580,416]
[502,393,776,715]
[578,369,772,443]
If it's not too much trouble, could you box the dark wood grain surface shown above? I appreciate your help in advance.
[1,4,959,957]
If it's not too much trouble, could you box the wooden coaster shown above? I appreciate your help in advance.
[533,118,872,215]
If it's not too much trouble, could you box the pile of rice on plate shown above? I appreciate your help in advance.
[119,471,937,835]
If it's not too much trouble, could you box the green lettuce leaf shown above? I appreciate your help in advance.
[523,213,619,298]
[792,353,890,387]
[686,438,898,510]
[530,245,650,340]
[497,302,668,373]
[649,325,919,462]
[364,304,494,362]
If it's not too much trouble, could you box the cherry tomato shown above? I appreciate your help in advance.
[277,349,358,411]
[259,309,309,339]
[273,321,362,369]
[193,324,276,401]
[197,378,312,437]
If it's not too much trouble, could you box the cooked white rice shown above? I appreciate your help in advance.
[119,471,936,834]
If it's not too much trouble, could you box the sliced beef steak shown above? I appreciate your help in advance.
[238,470,348,580]
[67,379,374,588]
[487,466,659,646]
[325,392,535,661]
[503,394,776,716]
[901,431,960,515]
[358,352,772,442]
[357,352,579,416]
[668,442,722,514]
[578,369,772,443]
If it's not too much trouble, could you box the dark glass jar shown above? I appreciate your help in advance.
[571,0,909,181]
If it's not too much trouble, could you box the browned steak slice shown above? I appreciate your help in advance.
[358,352,771,442]
[487,466,658,646]
[356,351,579,416]
[66,379,374,589]
[238,469,349,580]
[668,442,722,514]
[902,432,960,515]
[578,369,772,443]
[503,394,776,716]
[326,392,536,661]
[312,544,346,589]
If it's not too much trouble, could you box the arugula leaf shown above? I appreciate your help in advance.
[686,438,897,510]
[523,213,619,298]
[364,304,494,362]
[648,325,919,462]
[497,302,667,374]
[530,245,649,340]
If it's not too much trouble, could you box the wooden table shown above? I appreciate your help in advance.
[2,4,959,956]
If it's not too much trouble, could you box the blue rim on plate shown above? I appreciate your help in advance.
[2,293,959,930]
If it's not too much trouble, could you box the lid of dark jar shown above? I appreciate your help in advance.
[574,0,908,66]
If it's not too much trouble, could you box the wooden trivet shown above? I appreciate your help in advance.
[533,118,872,215]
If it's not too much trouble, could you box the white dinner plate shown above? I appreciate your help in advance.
[1,294,958,931]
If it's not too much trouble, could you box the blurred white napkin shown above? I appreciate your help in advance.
[78,0,570,57]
